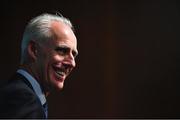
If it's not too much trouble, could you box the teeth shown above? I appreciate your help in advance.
[56,71,64,76]
[52,65,66,78]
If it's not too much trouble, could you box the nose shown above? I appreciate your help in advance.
[63,53,76,68]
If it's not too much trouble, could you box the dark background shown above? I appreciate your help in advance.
[0,0,179,118]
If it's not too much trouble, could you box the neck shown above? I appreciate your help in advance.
[18,64,50,97]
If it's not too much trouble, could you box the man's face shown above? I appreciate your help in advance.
[36,21,78,91]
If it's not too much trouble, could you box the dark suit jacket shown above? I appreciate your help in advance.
[0,73,46,118]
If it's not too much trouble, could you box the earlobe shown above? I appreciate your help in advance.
[27,41,38,61]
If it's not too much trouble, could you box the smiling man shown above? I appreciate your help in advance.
[0,13,78,118]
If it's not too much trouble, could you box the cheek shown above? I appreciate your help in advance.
[49,68,55,80]
[46,54,64,76]
[47,55,60,75]
[38,53,53,78]
[53,54,64,61]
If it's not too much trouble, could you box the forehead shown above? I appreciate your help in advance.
[49,21,77,49]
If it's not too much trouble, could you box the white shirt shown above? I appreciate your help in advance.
[17,69,46,105]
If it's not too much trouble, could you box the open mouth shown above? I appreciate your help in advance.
[52,65,66,80]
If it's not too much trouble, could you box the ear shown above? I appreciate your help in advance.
[27,40,38,61]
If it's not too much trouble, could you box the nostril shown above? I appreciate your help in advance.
[63,61,73,68]
[63,58,76,67]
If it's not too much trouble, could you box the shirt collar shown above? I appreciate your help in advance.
[17,69,46,105]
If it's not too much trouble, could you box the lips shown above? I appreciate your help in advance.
[55,71,65,78]
[52,65,66,80]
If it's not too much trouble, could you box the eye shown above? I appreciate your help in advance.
[55,47,69,55]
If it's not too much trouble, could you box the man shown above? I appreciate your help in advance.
[0,13,78,118]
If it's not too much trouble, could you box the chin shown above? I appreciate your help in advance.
[51,80,65,91]
[56,83,64,90]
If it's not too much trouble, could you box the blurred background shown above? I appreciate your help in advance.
[0,0,179,118]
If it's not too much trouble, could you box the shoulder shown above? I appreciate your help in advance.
[0,73,45,118]
[1,73,35,99]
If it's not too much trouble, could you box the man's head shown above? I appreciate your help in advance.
[20,13,78,92]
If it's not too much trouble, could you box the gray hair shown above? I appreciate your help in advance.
[20,13,74,64]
